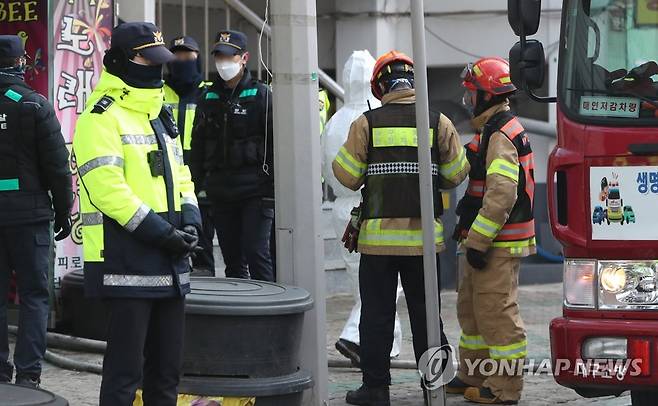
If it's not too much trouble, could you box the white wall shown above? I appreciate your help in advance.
[117,0,155,23]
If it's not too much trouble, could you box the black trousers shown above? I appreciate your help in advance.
[100,297,185,406]
[359,254,448,387]
[191,204,216,273]
[0,221,50,378]
[212,197,274,281]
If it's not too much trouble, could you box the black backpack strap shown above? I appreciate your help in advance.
[91,95,115,114]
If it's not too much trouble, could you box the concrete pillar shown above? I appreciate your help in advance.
[271,0,328,405]
[116,0,155,23]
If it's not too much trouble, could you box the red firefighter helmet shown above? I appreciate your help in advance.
[370,50,414,100]
[461,57,517,95]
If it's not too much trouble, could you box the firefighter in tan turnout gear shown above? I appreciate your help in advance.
[333,50,469,406]
[447,58,536,405]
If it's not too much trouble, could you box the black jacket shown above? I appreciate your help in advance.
[0,73,72,226]
[191,70,273,203]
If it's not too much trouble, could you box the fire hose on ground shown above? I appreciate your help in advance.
[8,325,549,375]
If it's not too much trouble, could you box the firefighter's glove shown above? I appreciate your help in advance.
[466,248,488,270]
[341,206,362,253]
[452,224,466,242]
[342,223,359,253]
[54,212,72,241]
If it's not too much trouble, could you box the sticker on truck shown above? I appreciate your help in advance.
[579,96,641,118]
[590,166,658,240]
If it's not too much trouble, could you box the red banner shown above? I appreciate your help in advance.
[53,0,113,281]
[0,0,49,96]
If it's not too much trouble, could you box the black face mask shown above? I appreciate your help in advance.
[122,60,164,89]
[167,59,202,95]
[473,91,511,118]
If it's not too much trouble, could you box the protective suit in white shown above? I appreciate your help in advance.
[322,50,402,357]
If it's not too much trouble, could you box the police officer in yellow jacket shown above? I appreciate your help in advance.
[447,58,535,405]
[163,36,215,274]
[333,51,469,406]
[73,23,201,406]
[163,36,207,163]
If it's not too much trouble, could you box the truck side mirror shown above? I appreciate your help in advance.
[508,0,541,36]
[509,39,546,90]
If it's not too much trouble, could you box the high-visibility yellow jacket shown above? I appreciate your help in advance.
[332,89,469,256]
[163,81,209,157]
[73,71,201,298]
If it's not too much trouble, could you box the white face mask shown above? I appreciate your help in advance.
[216,60,242,81]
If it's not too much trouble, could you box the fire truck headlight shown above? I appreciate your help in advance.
[599,261,658,309]
[564,260,596,308]
[600,267,627,293]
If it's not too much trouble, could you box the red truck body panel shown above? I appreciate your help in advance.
[548,109,658,392]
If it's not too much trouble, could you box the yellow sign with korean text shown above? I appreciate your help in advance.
[636,0,658,26]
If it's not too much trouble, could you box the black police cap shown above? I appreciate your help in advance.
[212,30,247,56]
[110,22,174,64]
[169,36,200,53]
[0,35,24,59]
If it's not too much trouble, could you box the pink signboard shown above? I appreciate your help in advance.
[53,0,113,282]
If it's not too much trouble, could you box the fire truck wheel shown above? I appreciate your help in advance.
[631,390,658,406]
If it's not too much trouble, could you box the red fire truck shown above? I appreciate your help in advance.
[508,0,658,404]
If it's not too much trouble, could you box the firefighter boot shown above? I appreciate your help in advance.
[445,376,473,395]
[464,387,518,405]
[346,385,390,406]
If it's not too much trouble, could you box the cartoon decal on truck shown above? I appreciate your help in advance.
[623,206,636,224]
[592,206,605,225]
[593,173,635,226]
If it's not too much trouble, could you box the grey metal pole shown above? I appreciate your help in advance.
[225,1,231,29]
[182,0,187,36]
[223,0,344,101]
[157,0,163,32]
[270,0,328,405]
[204,0,209,81]
[410,1,446,405]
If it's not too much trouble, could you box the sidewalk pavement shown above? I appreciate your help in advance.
[10,283,632,405]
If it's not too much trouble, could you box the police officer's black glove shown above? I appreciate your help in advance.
[54,213,72,241]
[161,227,195,256]
[466,248,488,270]
[181,225,200,252]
